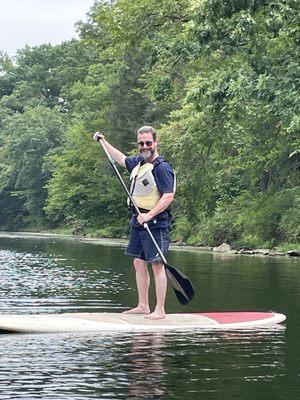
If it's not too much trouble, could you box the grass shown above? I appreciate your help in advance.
[276,243,300,252]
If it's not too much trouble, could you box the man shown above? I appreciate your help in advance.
[93,126,175,319]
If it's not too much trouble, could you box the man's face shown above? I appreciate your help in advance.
[137,132,157,162]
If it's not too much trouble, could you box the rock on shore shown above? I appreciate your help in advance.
[213,243,231,252]
[212,242,300,257]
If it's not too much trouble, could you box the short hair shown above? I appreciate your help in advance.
[137,126,157,140]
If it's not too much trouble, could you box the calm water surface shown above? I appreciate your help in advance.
[0,235,299,399]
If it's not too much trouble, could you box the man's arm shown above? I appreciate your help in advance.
[137,161,175,224]
[137,192,174,225]
[93,132,126,167]
[147,193,174,219]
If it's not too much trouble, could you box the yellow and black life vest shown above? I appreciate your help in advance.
[128,157,173,211]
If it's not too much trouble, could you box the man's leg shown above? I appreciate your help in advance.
[145,261,167,320]
[123,257,150,314]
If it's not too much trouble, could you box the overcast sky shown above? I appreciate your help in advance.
[0,0,96,57]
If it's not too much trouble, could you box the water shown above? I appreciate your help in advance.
[0,235,299,399]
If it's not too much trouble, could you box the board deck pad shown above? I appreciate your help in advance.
[0,311,286,334]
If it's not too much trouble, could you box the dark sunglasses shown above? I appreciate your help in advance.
[137,140,154,147]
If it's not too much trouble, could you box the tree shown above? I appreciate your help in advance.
[44,122,129,233]
[158,0,300,245]
[0,106,67,225]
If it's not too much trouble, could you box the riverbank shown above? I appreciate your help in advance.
[0,231,212,254]
[0,231,299,258]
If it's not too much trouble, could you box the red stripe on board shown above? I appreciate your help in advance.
[197,312,274,324]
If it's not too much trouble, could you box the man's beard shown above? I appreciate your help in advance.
[140,148,155,161]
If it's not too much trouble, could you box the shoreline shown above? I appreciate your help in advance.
[0,231,299,258]
[0,231,211,254]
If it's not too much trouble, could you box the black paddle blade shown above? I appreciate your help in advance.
[165,264,195,305]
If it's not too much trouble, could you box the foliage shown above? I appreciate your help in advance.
[0,106,67,225]
[0,41,95,226]
[44,121,129,231]
[0,0,299,248]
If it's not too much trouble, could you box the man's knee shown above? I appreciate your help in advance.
[133,258,147,269]
[151,261,165,274]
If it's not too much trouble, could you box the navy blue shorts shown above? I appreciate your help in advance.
[125,226,170,263]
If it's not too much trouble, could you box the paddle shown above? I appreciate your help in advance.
[97,136,195,305]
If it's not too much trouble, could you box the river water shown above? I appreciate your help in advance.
[0,235,299,399]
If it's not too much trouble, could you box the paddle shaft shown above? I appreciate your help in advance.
[98,137,168,264]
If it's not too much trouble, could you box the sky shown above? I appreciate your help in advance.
[0,0,96,57]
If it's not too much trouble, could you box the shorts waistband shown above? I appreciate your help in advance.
[131,207,150,215]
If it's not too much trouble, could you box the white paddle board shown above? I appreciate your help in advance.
[0,311,286,333]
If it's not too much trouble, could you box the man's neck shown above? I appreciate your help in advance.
[148,152,159,163]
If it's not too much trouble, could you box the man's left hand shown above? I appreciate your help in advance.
[137,212,153,225]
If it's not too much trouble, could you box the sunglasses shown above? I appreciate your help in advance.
[137,140,154,147]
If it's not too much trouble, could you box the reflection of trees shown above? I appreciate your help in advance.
[126,333,166,399]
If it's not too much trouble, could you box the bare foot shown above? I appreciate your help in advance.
[122,306,150,315]
[145,310,166,320]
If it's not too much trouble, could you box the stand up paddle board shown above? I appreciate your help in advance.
[0,311,286,334]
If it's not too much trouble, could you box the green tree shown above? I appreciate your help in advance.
[44,122,129,234]
[1,0,299,246]
[158,0,299,245]
[0,106,67,226]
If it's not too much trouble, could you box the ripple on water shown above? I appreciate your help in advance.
[0,328,286,399]
[0,249,130,313]
[0,241,296,400]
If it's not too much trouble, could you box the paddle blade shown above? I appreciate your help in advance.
[165,264,195,305]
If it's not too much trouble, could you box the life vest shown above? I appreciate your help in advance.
[128,157,173,211]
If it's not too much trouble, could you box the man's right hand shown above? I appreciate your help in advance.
[93,131,126,167]
[93,132,104,142]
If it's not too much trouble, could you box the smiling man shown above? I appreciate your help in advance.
[93,126,176,319]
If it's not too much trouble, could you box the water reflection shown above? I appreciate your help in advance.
[125,333,166,399]
[0,236,298,400]
[0,328,286,399]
